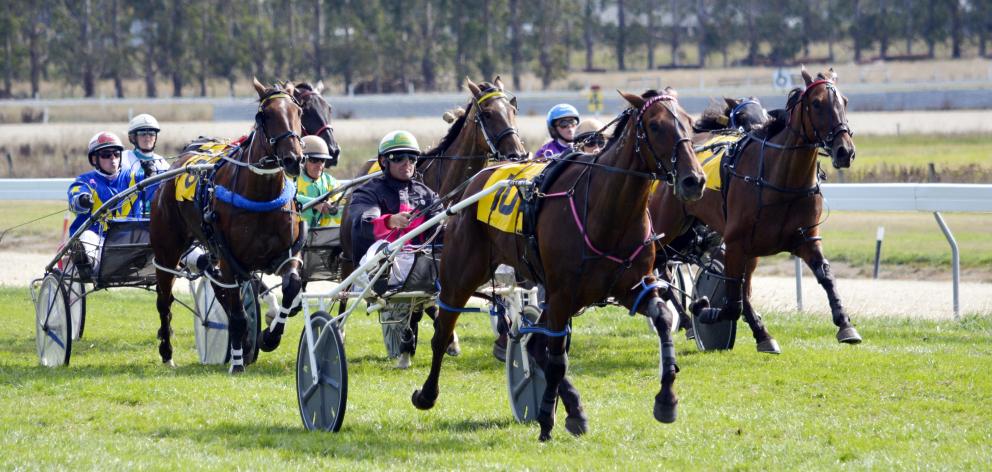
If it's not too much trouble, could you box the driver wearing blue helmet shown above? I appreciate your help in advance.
[535,103,580,159]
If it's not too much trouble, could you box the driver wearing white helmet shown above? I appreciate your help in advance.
[122,114,169,216]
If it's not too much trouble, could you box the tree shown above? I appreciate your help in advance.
[617,0,627,70]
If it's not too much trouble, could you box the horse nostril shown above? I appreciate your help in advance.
[681,175,701,190]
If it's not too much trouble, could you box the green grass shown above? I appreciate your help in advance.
[3,288,991,469]
[852,134,991,169]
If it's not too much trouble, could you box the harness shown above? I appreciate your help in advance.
[721,79,850,247]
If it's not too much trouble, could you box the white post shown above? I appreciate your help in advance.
[933,212,960,320]
[794,256,803,312]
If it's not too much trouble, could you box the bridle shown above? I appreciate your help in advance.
[239,91,304,175]
[473,89,526,161]
[296,89,335,140]
[789,79,853,152]
[634,94,692,185]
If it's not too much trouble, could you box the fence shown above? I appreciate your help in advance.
[2,180,989,316]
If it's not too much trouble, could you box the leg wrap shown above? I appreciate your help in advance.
[659,340,678,381]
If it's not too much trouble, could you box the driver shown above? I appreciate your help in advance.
[295,135,341,227]
[121,114,169,216]
[67,132,143,271]
[535,103,580,159]
[347,130,458,368]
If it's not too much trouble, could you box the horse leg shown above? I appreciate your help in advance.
[423,305,460,356]
[740,257,780,354]
[526,329,587,436]
[535,309,571,442]
[410,302,464,410]
[261,263,302,352]
[154,266,178,367]
[692,242,745,324]
[214,282,247,374]
[634,293,679,424]
[795,241,862,344]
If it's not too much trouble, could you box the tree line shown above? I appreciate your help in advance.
[1,0,989,98]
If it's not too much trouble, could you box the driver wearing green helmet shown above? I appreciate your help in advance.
[347,130,459,368]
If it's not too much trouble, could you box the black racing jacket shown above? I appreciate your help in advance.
[347,174,440,260]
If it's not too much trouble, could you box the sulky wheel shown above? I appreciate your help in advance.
[296,311,348,432]
[506,304,546,422]
[691,248,737,351]
[193,279,230,365]
[65,265,87,341]
[35,272,72,367]
[241,279,262,365]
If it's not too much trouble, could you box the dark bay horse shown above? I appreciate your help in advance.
[650,67,861,353]
[151,79,305,373]
[294,81,341,164]
[411,90,706,441]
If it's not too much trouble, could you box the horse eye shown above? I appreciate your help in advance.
[649,122,661,132]
[812,100,822,109]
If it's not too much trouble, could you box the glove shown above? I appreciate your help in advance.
[78,193,93,210]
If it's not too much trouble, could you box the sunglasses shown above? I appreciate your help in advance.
[96,151,121,159]
[555,118,578,129]
[576,132,606,148]
[306,156,328,164]
[135,130,158,137]
[386,153,418,163]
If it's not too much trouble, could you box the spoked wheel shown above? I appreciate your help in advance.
[35,273,72,367]
[506,305,546,422]
[297,311,348,432]
[65,265,87,341]
[193,279,230,365]
[691,248,737,351]
[192,278,262,365]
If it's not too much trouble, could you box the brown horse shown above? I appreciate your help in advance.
[650,67,861,353]
[411,90,706,441]
[150,79,305,373]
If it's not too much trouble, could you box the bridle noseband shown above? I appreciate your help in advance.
[473,89,526,161]
[634,94,692,185]
[790,79,853,152]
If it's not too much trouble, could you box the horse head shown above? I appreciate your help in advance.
[724,96,769,131]
[465,76,528,161]
[252,78,304,177]
[791,66,855,169]
[621,90,705,202]
[294,81,342,166]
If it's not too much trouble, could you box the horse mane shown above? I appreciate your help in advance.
[425,102,471,157]
[695,99,733,131]
[751,108,790,139]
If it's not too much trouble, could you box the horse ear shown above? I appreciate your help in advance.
[619,90,645,109]
[284,81,296,95]
[314,80,325,94]
[494,75,504,91]
[800,65,813,86]
[828,67,838,83]
[253,77,267,98]
[724,97,739,110]
[465,77,482,97]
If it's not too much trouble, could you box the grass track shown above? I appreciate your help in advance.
[3,288,991,469]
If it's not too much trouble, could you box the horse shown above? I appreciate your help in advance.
[649,67,861,354]
[336,77,527,350]
[293,81,342,164]
[150,79,306,373]
[410,90,706,441]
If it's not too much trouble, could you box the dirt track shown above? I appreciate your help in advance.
[8,251,989,318]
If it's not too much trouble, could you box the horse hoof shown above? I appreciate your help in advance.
[259,331,281,353]
[411,389,436,410]
[837,327,862,344]
[565,414,588,436]
[229,364,245,375]
[163,359,176,368]
[653,394,678,424]
[684,325,696,340]
[446,332,461,357]
[538,430,552,442]
[756,338,781,354]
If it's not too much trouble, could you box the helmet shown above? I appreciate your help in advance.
[575,118,606,138]
[545,103,580,129]
[546,103,580,140]
[302,135,331,159]
[127,114,160,133]
[87,131,124,156]
[377,130,420,156]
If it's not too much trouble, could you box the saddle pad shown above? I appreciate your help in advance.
[176,154,222,202]
[476,162,546,234]
[696,133,743,191]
